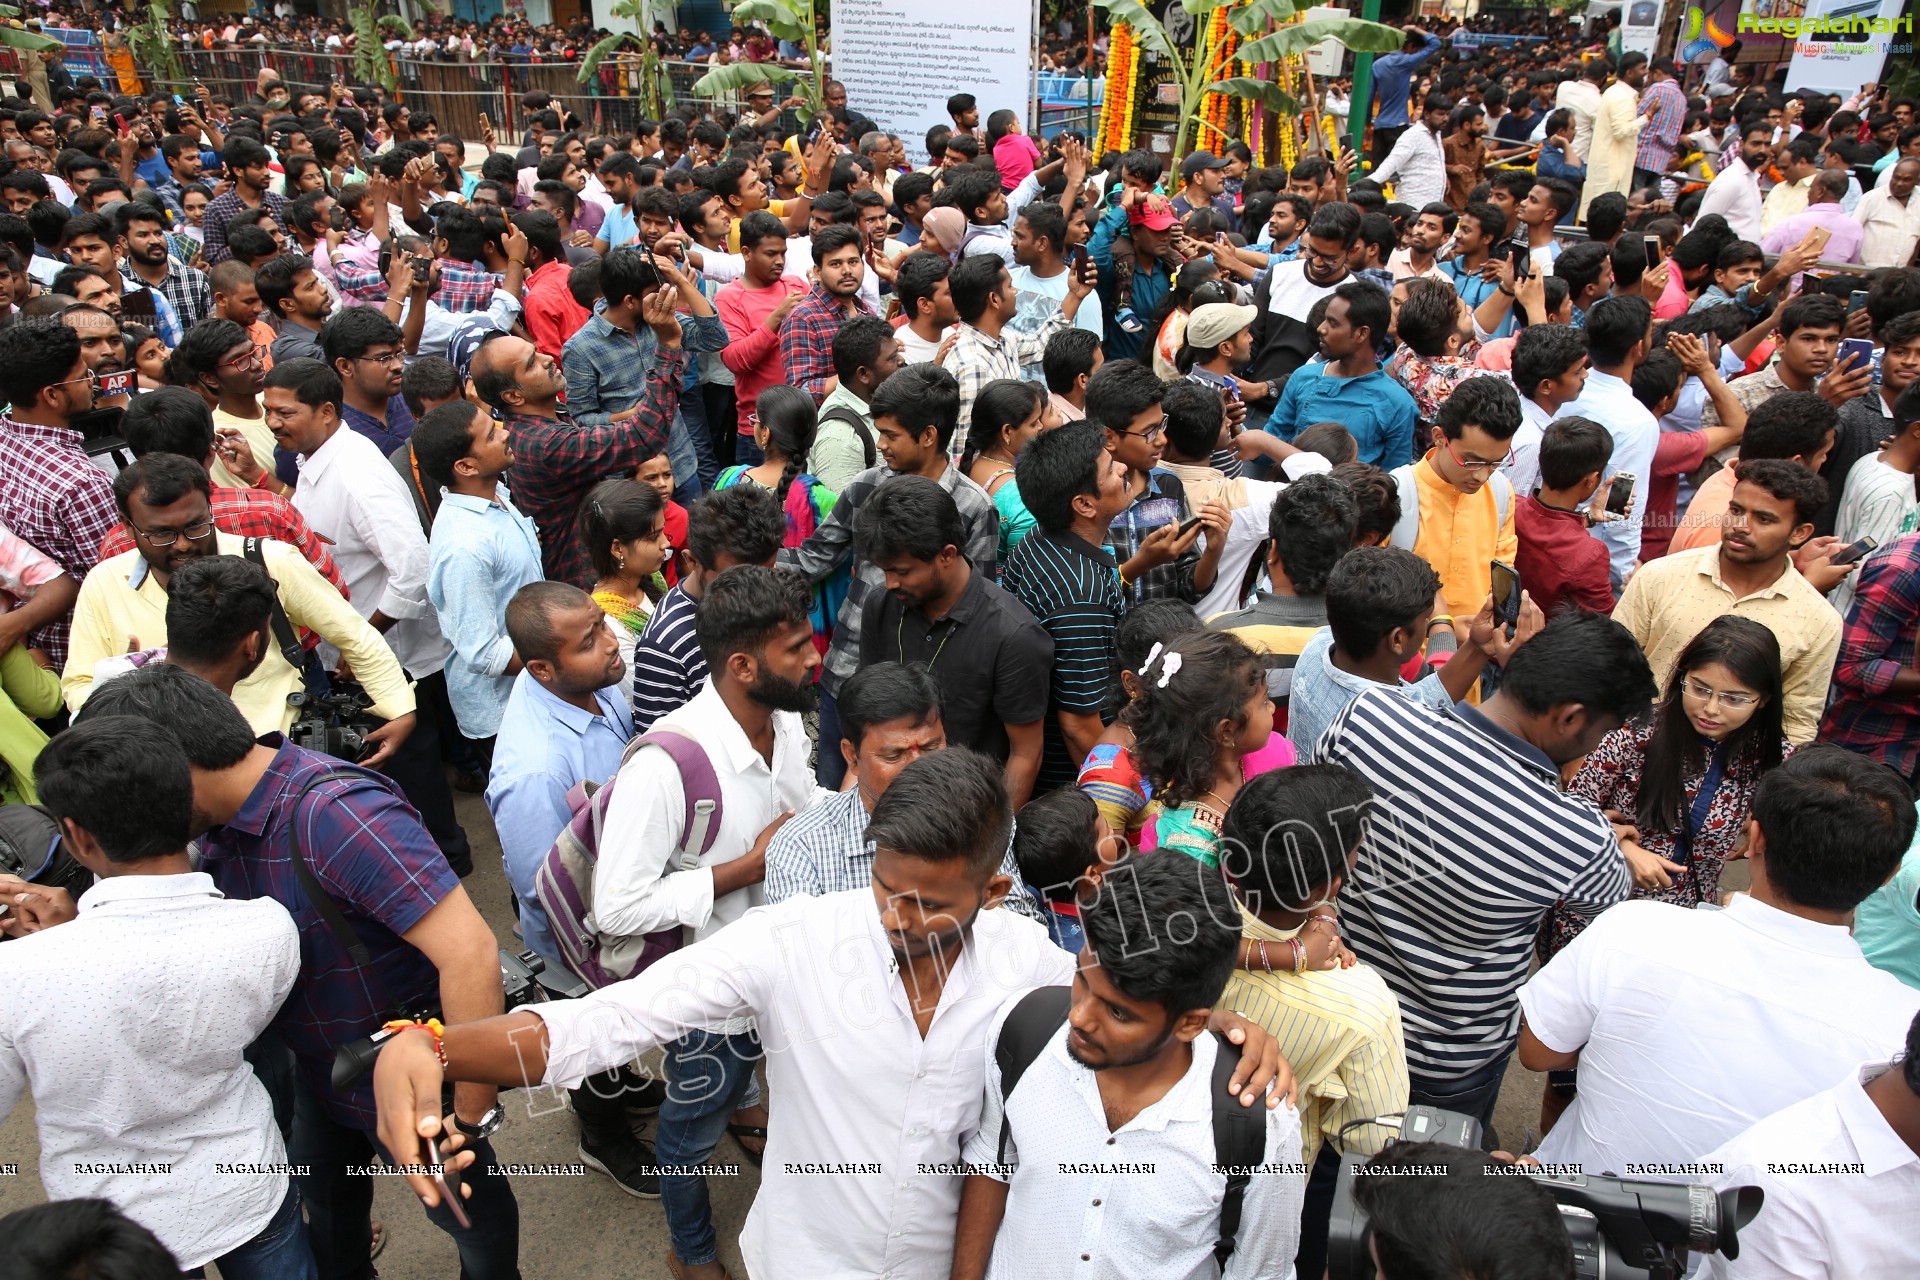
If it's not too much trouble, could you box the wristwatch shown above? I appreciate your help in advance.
[452,1105,505,1140]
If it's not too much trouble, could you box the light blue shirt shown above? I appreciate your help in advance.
[1370,33,1441,130]
[485,671,635,968]
[1561,369,1659,587]
[1287,627,1457,762]
[427,486,544,738]
[599,200,638,250]
[1266,364,1419,470]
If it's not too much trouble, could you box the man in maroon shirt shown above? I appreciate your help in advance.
[1513,417,1618,614]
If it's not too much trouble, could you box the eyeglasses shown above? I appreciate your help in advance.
[221,346,266,370]
[356,351,406,366]
[134,518,216,548]
[1679,677,1761,710]
[1121,415,1166,441]
[1441,436,1513,475]
[1302,245,1346,265]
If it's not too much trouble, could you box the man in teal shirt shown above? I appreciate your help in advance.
[1263,280,1418,470]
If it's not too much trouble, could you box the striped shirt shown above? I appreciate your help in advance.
[780,462,1000,697]
[629,584,703,734]
[1316,689,1629,1081]
[1224,904,1409,1168]
[1001,528,1126,791]
[1209,593,1328,726]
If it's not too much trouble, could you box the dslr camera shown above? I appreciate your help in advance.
[1326,1106,1763,1280]
[287,681,384,762]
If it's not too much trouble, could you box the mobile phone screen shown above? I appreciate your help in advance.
[1176,515,1205,540]
[1643,237,1661,272]
[1832,535,1878,566]
[1509,240,1531,276]
[1606,474,1634,516]
[1490,560,1519,621]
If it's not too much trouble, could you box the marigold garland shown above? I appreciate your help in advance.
[1096,23,1137,160]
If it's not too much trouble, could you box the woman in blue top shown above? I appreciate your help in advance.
[959,378,1058,560]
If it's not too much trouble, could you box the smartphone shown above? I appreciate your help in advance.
[1642,237,1661,273]
[1839,337,1874,373]
[113,113,130,136]
[1221,378,1241,404]
[1490,559,1520,627]
[478,111,492,135]
[1849,289,1870,314]
[1605,473,1634,516]
[1215,232,1228,245]
[1175,515,1206,540]
[1802,224,1833,256]
[1508,239,1532,277]
[1832,535,1879,567]
[425,1136,472,1229]
[408,254,434,279]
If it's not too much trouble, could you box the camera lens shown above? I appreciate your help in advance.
[1698,1185,1764,1258]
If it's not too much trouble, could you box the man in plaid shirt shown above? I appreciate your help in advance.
[780,224,872,404]
[0,322,117,667]
[946,253,1095,456]
[1823,531,1920,783]
[119,204,211,333]
[1633,58,1688,191]
[428,205,502,315]
[201,137,288,266]
[472,326,689,589]
[779,365,999,788]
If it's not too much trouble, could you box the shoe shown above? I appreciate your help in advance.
[578,1131,661,1199]
[622,1071,668,1116]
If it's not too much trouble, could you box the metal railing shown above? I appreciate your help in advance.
[151,46,810,144]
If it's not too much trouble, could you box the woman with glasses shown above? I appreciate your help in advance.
[1547,614,1789,951]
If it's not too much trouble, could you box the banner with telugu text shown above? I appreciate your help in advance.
[832,0,1035,167]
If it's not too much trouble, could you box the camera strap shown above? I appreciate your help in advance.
[241,537,307,672]
[286,768,382,973]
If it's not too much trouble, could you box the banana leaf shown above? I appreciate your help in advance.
[691,60,800,100]
[1206,77,1299,118]
[1236,18,1408,66]
[1228,0,1311,37]
[579,34,638,83]
[0,25,67,54]
[731,0,809,46]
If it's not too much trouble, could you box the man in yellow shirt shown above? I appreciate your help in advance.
[1388,376,1522,618]
[1614,459,1841,743]
[62,454,416,757]
[1219,763,1408,1280]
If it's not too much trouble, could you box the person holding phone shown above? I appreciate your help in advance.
[1513,417,1618,615]
[1829,382,1920,617]
[1761,169,1864,266]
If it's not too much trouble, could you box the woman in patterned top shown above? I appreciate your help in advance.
[576,478,671,705]
[960,377,1057,560]
[1543,614,1790,959]
[1078,599,1205,843]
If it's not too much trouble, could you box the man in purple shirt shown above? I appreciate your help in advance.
[78,663,523,1280]
[1762,169,1865,265]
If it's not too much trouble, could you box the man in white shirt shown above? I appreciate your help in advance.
[1829,382,1920,617]
[0,716,306,1276]
[1703,1012,1920,1280]
[1370,95,1450,210]
[1518,746,1920,1177]
[1561,295,1659,587]
[1555,60,1607,165]
[593,565,827,1277]
[951,853,1305,1280]
[369,747,1291,1280]
[1854,158,1920,269]
[1007,201,1102,377]
[263,357,472,873]
[1695,123,1774,242]
[1503,322,1591,498]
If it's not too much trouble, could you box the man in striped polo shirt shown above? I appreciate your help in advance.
[1316,610,1655,1141]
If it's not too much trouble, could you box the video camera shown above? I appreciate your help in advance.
[287,681,384,762]
[1325,1106,1764,1280]
[330,949,588,1092]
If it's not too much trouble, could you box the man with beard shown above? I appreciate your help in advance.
[1247,202,1360,413]
[952,851,1305,1279]
[780,224,872,405]
[854,479,1051,807]
[60,302,132,435]
[59,212,184,346]
[370,745,1291,1280]
[582,565,825,1275]
[117,201,211,332]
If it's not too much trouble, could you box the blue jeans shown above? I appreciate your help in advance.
[657,1029,763,1266]
[667,412,707,505]
[733,434,765,468]
[291,1079,521,1280]
[679,386,721,491]
[191,1181,318,1280]
[1408,1044,1514,1151]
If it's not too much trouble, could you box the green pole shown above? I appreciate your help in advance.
[1348,0,1381,161]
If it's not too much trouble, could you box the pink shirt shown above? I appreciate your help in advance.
[1655,267,1690,321]
[993,134,1044,191]
[716,275,811,435]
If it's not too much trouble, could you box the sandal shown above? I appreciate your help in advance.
[370,1218,386,1261]
[725,1121,767,1168]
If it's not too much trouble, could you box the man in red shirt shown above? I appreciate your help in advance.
[517,211,588,365]
[716,211,808,463]
[1513,416,1618,614]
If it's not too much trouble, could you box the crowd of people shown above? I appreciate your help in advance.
[0,12,1919,1280]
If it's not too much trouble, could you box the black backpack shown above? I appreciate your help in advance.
[818,404,877,471]
[993,985,1267,1267]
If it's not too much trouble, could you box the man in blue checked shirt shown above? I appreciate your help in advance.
[563,247,723,509]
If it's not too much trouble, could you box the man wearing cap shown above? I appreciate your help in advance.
[1172,150,1238,220]
[1088,188,1180,364]
[1369,94,1451,211]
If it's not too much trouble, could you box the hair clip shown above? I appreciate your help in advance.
[1138,641,1164,676]
[1155,651,1183,688]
